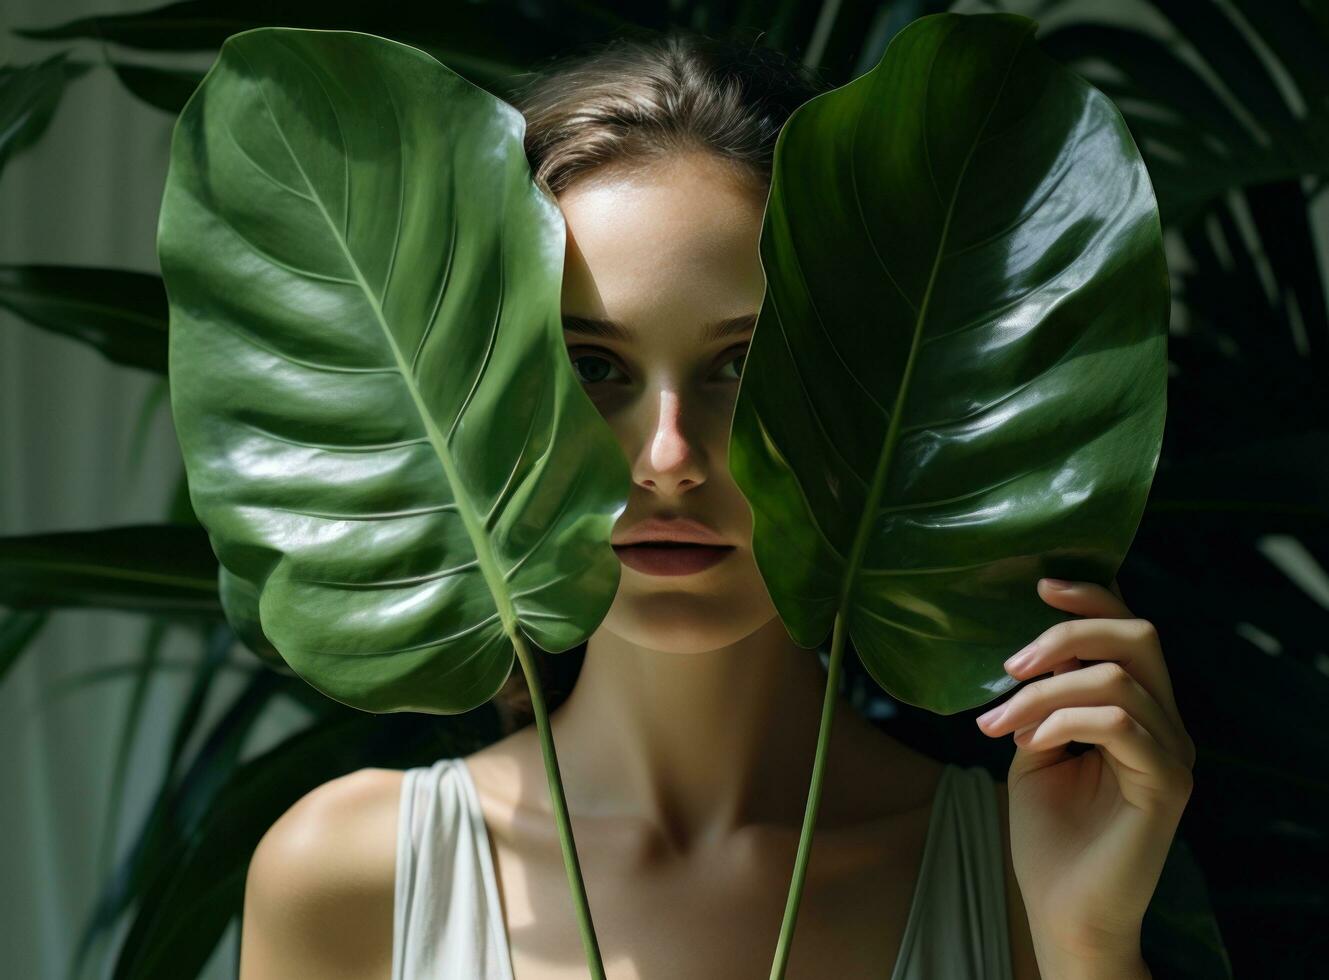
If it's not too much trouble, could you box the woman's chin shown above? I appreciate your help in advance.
[598,594,778,655]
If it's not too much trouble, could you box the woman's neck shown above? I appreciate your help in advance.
[547,615,877,849]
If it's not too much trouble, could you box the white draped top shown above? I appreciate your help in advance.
[392,757,1013,979]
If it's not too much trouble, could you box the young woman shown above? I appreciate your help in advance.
[238,30,1195,980]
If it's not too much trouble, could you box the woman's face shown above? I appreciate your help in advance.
[558,150,780,654]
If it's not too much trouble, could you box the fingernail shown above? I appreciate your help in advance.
[976,703,1007,728]
[1042,578,1072,590]
[1004,639,1039,673]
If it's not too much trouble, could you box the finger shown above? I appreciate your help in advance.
[977,660,1186,761]
[1004,614,1183,728]
[1014,705,1194,805]
[1037,577,1133,619]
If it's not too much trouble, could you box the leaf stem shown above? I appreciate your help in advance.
[769,610,847,979]
[511,629,606,979]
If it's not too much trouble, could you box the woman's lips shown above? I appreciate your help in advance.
[612,543,735,576]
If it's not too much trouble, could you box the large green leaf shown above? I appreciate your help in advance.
[158,28,630,715]
[731,12,1168,715]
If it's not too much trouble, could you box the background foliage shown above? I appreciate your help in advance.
[1,1,1325,977]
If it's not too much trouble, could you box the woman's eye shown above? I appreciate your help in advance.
[568,351,625,385]
[566,346,748,385]
[717,348,747,382]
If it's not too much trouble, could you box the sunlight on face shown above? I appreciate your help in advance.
[558,151,781,654]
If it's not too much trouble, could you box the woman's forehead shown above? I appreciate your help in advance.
[561,312,758,344]
[558,158,766,335]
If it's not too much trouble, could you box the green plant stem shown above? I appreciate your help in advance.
[769,610,847,980]
[511,629,606,979]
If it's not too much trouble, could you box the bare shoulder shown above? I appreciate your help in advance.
[459,724,543,812]
[238,767,405,980]
[992,779,1042,980]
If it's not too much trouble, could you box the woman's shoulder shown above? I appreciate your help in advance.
[239,767,405,978]
[253,766,405,883]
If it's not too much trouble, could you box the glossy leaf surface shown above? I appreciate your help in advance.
[730,12,1168,714]
[159,28,629,714]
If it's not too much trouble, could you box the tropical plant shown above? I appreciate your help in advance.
[736,13,1170,973]
[151,12,1169,977]
[2,1,1325,977]
[157,26,633,975]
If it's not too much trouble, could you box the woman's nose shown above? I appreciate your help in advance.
[632,387,706,494]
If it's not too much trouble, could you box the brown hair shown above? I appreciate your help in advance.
[489,29,832,735]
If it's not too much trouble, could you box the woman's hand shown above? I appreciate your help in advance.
[975,577,1195,978]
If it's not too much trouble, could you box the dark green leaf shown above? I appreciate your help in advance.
[731,12,1168,714]
[0,53,90,175]
[68,623,244,980]
[108,60,204,115]
[12,0,667,96]
[0,524,220,614]
[0,609,48,683]
[1146,432,1329,535]
[0,265,169,373]
[1141,836,1233,979]
[1042,7,1329,226]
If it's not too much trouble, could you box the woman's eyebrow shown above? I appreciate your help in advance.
[562,312,758,343]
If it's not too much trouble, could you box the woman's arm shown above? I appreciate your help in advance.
[979,578,1194,980]
[995,781,1042,980]
[238,769,401,980]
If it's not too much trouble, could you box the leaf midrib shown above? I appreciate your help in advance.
[233,42,518,636]
[837,27,1034,615]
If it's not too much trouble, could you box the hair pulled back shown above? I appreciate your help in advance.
[488,29,831,733]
